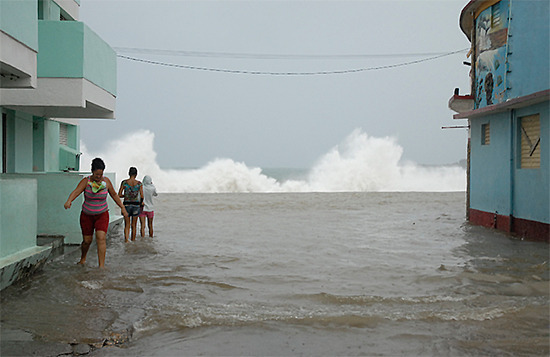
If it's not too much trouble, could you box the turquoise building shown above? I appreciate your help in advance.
[0,0,119,289]
[449,0,549,241]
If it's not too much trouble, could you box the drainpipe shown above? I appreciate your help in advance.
[509,109,516,233]
[466,128,471,220]
[507,0,514,234]
[504,0,513,98]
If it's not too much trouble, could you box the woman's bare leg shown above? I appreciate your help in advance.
[131,216,138,241]
[123,216,130,242]
[139,216,146,237]
[148,217,154,237]
[96,230,107,268]
[78,235,93,264]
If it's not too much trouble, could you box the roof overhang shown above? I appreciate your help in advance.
[460,0,503,41]
[0,77,115,119]
[453,89,550,119]
[0,30,37,88]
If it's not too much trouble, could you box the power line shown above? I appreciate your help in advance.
[114,47,466,60]
[117,48,468,76]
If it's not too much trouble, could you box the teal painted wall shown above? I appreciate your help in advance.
[14,112,33,173]
[3,110,81,174]
[470,104,549,224]
[0,0,38,50]
[474,0,510,108]
[37,21,117,96]
[513,103,549,224]
[59,122,80,171]
[474,0,550,107]
[1,108,16,173]
[506,1,550,98]
[83,25,117,96]
[52,172,120,244]
[470,111,512,215]
[32,118,46,172]
[43,119,60,172]
[469,0,550,226]
[0,172,120,246]
[38,0,61,21]
[0,178,38,259]
[37,21,84,78]
[34,172,84,244]
[30,118,80,172]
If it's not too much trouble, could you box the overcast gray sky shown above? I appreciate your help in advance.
[79,0,471,169]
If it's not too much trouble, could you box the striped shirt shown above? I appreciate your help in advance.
[82,176,109,215]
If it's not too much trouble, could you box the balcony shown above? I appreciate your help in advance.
[0,21,116,119]
[0,0,38,88]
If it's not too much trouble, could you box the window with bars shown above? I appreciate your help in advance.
[59,123,68,146]
[520,114,541,169]
[491,3,502,28]
[481,123,490,145]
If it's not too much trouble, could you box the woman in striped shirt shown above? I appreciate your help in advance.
[64,158,128,268]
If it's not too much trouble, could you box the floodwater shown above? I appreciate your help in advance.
[1,192,548,356]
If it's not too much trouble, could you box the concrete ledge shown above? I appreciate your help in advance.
[0,245,52,291]
[109,214,124,235]
[0,215,123,291]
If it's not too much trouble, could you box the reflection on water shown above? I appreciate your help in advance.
[1,193,548,356]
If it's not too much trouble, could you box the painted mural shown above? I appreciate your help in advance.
[475,0,509,108]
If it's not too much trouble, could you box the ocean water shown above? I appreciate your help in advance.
[1,192,548,356]
[1,131,547,355]
[79,129,467,193]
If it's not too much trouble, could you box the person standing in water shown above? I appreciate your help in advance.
[118,167,144,242]
[139,175,158,238]
[64,158,128,268]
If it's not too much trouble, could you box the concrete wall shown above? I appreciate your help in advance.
[470,111,512,215]
[1,172,121,245]
[506,0,550,99]
[470,102,549,225]
[37,21,117,96]
[513,102,549,224]
[0,178,38,259]
[0,0,38,51]
[13,112,34,173]
[474,0,550,108]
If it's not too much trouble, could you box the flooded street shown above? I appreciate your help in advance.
[1,192,548,356]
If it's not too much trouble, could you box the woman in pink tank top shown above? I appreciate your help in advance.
[64,158,128,268]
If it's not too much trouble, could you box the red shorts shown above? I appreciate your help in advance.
[80,211,109,236]
[139,210,154,219]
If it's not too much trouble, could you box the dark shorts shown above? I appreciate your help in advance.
[80,211,109,236]
[125,204,141,217]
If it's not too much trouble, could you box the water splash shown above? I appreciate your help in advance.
[81,129,465,193]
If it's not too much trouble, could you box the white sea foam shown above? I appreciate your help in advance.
[80,129,465,193]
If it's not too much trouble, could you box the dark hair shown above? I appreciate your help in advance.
[91,158,105,172]
[128,167,138,177]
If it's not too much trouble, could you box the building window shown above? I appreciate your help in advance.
[2,112,6,173]
[520,114,541,169]
[482,123,490,145]
[491,3,502,28]
[59,123,68,146]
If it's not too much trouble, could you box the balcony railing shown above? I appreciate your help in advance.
[37,20,116,96]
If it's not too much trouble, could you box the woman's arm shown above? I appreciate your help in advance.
[107,178,128,217]
[139,184,145,206]
[64,178,87,209]
[117,180,125,198]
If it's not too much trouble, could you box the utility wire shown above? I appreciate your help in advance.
[114,47,466,60]
[117,48,468,76]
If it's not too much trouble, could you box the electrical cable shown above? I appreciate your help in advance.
[114,47,467,60]
[117,48,469,76]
